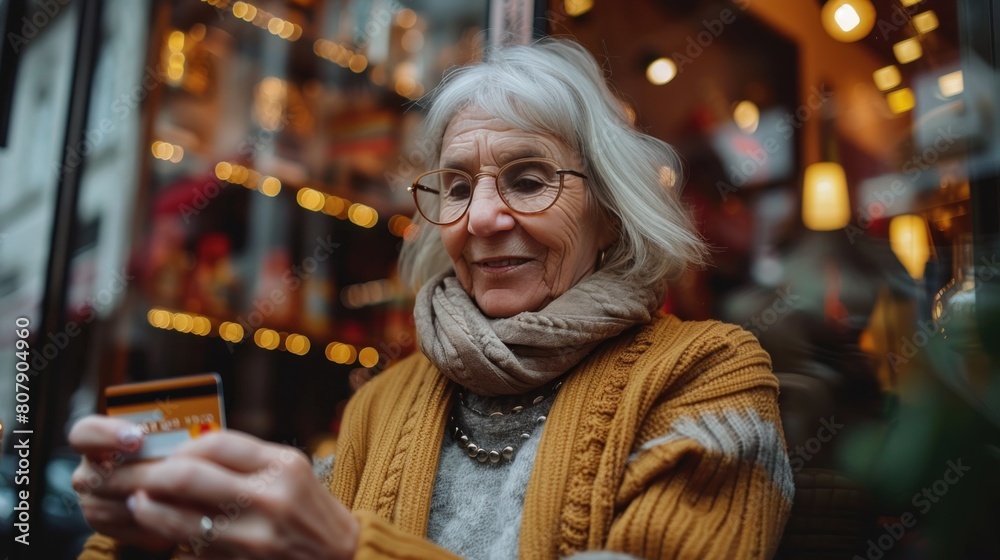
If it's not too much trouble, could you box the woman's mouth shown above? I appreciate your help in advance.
[476,258,530,273]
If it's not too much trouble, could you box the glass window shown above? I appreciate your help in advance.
[547,0,1000,557]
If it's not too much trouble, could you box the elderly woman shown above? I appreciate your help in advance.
[73,39,793,560]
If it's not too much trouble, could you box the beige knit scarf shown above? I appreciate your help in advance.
[413,269,664,396]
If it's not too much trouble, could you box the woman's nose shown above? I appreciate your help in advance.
[466,178,516,237]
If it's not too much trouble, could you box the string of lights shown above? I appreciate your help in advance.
[148,307,382,366]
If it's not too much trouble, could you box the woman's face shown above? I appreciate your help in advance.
[438,107,614,318]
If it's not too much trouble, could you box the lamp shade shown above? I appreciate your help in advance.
[802,162,851,230]
[890,214,930,279]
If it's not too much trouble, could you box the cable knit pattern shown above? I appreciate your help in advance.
[376,398,421,520]
[77,313,792,560]
[557,327,643,555]
[336,313,791,560]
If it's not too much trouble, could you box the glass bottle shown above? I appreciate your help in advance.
[932,233,980,351]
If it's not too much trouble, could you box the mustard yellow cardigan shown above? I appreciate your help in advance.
[80,314,793,559]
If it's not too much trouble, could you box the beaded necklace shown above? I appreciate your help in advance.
[447,380,563,464]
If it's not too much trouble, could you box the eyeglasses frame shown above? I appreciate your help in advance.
[408,157,588,225]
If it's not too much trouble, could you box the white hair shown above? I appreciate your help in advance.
[398,38,708,290]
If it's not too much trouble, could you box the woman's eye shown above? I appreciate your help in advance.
[444,181,471,200]
[509,176,547,193]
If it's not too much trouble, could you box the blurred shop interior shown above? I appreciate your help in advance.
[0,0,999,558]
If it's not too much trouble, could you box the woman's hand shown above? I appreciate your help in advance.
[118,430,358,560]
[71,417,359,559]
[69,415,175,553]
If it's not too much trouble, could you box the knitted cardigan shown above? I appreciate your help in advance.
[78,314,794,559]
[332,314,793,559]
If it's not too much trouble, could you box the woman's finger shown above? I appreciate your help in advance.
[132,455,249,507]
[78,493,138,529]
[74,458,155,499]
[129,490,256,559]
[68,415,145,457]
[173,430,306,474]
[77,493,175,551]
[128,490,210,549]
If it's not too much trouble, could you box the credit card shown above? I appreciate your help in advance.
[105,373,225,461]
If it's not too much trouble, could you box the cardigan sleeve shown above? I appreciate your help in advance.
[78,533,177,560]
[77,511,465,560]
[78,533,120,560]
[603,327,794,559]
[79,515,463,560]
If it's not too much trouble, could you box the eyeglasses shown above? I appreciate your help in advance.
[408,157,587,225]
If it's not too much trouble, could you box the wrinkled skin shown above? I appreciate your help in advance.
[438,107,615,318]
[70,417,358,559]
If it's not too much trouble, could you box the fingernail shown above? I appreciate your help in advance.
[126,494,137,512]
[117,426,145,451]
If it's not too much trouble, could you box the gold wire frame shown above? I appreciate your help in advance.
[408,157,587,225]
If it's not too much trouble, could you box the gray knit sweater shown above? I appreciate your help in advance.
[425,395,555,560]
[314,394,637,560]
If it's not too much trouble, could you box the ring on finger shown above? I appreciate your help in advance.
[200,515,214,537]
